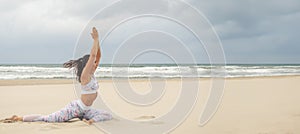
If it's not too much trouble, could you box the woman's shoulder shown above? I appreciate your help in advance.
[80,74,95,85]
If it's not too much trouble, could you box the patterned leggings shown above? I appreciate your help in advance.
[23,100,112,122]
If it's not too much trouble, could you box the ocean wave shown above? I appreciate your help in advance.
[0,64,299,80]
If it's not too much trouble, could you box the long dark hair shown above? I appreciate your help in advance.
[63,54,90,83]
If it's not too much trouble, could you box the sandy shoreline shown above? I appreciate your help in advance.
[0,79,74,86]
[0,76,300,134]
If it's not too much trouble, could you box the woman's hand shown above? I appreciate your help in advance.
[90,27,99,40]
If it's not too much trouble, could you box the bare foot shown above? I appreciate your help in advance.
[5,115,16,120]
[4,115,22,122]
[0,116,16,123]
[83,119,95,125]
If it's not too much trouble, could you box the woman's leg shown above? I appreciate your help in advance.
[23,114,42,122]
[18,100,83,122]
[38,100,83,122]
[83,108,112,123]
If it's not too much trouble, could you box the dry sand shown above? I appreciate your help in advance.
[0,76,300,134]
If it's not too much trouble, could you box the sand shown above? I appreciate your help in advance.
[0,76,300,134]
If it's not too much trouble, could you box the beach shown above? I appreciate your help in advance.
[0,76,300,134]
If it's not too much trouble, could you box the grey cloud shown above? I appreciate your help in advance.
[0,0,299,64]
[184,0,300,63]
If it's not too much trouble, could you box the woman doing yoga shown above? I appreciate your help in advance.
[4,27,112,125]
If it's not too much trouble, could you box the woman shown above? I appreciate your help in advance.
[3,27,112,125]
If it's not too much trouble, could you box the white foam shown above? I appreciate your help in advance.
[0,65,300,79]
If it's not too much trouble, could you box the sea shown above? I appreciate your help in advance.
[0,64,299,80]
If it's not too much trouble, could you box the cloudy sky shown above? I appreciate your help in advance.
[0,0,299,64]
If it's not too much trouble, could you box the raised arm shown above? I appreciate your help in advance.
[80,27,100,84]
[94,43,101,70]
